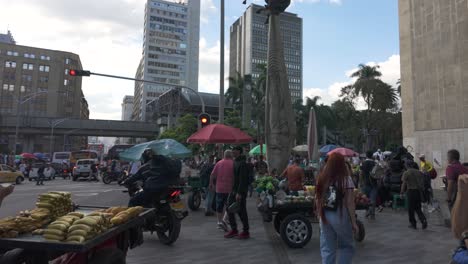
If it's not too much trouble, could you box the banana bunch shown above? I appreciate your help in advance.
[98,207,128,216]
[36,192,73,219]
[66,214,111,243]
[0,218,19,238]
[110,206,144,226]
[42,212,83,242]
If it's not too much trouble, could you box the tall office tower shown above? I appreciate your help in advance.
[133,0,200,122]
[229,4,303,101]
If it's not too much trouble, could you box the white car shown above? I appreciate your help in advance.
[72,159,98,181]
[29,163,55,181]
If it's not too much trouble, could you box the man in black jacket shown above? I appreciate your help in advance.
[124,149,177,207]
[225,146,250,239]
[36,164,45,186]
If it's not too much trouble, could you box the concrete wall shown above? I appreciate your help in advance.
[400,0,468,170]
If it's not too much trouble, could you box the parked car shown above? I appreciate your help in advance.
[0,164,25,184]
[29,163,55,181]
[72,159,98,181]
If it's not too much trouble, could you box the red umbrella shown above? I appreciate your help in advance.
[20,153,37,159]
[327,148,358,157]
[187,124,253,144]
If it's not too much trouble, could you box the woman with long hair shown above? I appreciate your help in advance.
[315,153,357,264]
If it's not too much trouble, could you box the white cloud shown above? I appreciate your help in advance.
[198,38,229,94]
[201,0,217,24]
[304,54,401,109]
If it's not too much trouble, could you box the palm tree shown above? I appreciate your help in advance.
[396,78,401,96]
[350,64,382,110]
[371,81,398,112]
[226,72,244,111]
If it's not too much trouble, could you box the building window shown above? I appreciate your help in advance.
[65,69,69,75]
[9,84,14,91]
[2,84,8,90]
[39,65,50,72]
[40,55,51,60]
[65,58,70,64]
[7,51,19,56]
[39,76,49,83]
[20,85,25,92]
[64,79,69,86]
[4,61,16,68]
[22,63,34,70]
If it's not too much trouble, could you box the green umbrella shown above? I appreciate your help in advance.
[119,139,192,161]
[249,144,267,156]
[15,155,22,160]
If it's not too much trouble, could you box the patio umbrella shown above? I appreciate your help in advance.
[187,124,252,144]
[20,153,37,160]
[319,144,338,154]
[15,155,22,160]
[292,145,308,154]
[34,153,45,160]
[327,147,358,157]
[307,107,319,161]
[249,144,267,156]
[119,139,192,162]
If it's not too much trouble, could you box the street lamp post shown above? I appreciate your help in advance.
[49,118,69,157]
[13,91,48,154]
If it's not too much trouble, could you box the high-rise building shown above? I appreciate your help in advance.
[400,0,468,169]
[229,4,303,101]
[133,0,200,122]
[0,34,89,152]
[121,95,134,121]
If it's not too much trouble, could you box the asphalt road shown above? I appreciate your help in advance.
[0,180,459,264]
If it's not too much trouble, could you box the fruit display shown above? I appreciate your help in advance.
[65,213,113,243]
[354,189,370,206]
[36,192,73,219]
[42,212,84,241]
[110,206,144,226]
[254,176,279,193]
[0,208,52,238]
[0,218,19,238]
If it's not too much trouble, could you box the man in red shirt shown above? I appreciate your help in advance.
[280,158,305,193]
[446,149,468,209]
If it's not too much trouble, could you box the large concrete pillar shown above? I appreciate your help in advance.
[400,0,468,171]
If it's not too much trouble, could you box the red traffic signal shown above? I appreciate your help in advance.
[198,113,211,128]
[69,69,91,77]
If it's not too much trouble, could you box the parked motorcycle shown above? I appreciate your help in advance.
[122,181,188,245]
[102,170,127,184]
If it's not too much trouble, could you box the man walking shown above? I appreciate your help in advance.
[446,149,468,210]
[360,151,377,219]
[225,146,250,239]
[36,164,45,186]
[401,161,427,229]
[210,151,234,231]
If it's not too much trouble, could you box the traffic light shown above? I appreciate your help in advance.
[199,113,211,128]
[69,69,91,77]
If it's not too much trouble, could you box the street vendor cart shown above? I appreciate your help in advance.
[0,204,155,264]
[257,185,368,248]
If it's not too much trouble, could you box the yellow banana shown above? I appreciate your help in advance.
[68,229,87,237]
[44,229,65,237]
[68,224,92,233]
[43,233,64,241]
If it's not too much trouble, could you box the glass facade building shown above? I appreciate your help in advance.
[229,4,303,101]
[133,0,200,121]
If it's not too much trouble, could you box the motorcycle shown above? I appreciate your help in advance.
[123,181,188,245]
[60,168,71,179]
[102,170,127,184]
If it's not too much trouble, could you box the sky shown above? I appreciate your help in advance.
[0,0,400,120]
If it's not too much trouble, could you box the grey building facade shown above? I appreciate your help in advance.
[229,4,303,101]
[133,0,200,122]
[400,0,468,170]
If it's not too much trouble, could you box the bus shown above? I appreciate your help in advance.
[87,143,105,160]
[70,150,99,166]
[52,152,71,164]
[107,144,134,160]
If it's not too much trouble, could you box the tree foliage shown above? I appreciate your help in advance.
[159,114,198,151]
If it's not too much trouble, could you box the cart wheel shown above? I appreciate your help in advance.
[188,191,201,211]
[89,248,126,264]
[274,214,285,234]
[354,219,365,242]
[280,213,312,248]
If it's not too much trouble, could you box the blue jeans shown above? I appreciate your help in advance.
[320,208,355,264]
[362,185,377,216]
[205,188,215,213]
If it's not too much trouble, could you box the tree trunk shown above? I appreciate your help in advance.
[265,14,296,174]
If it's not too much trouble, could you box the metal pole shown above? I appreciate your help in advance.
[50,125,54,157]
[219,0,225,124]
[13,99,21,155]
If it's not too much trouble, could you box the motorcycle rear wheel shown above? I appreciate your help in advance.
[156,211,181,245]
[102,175,112,184]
